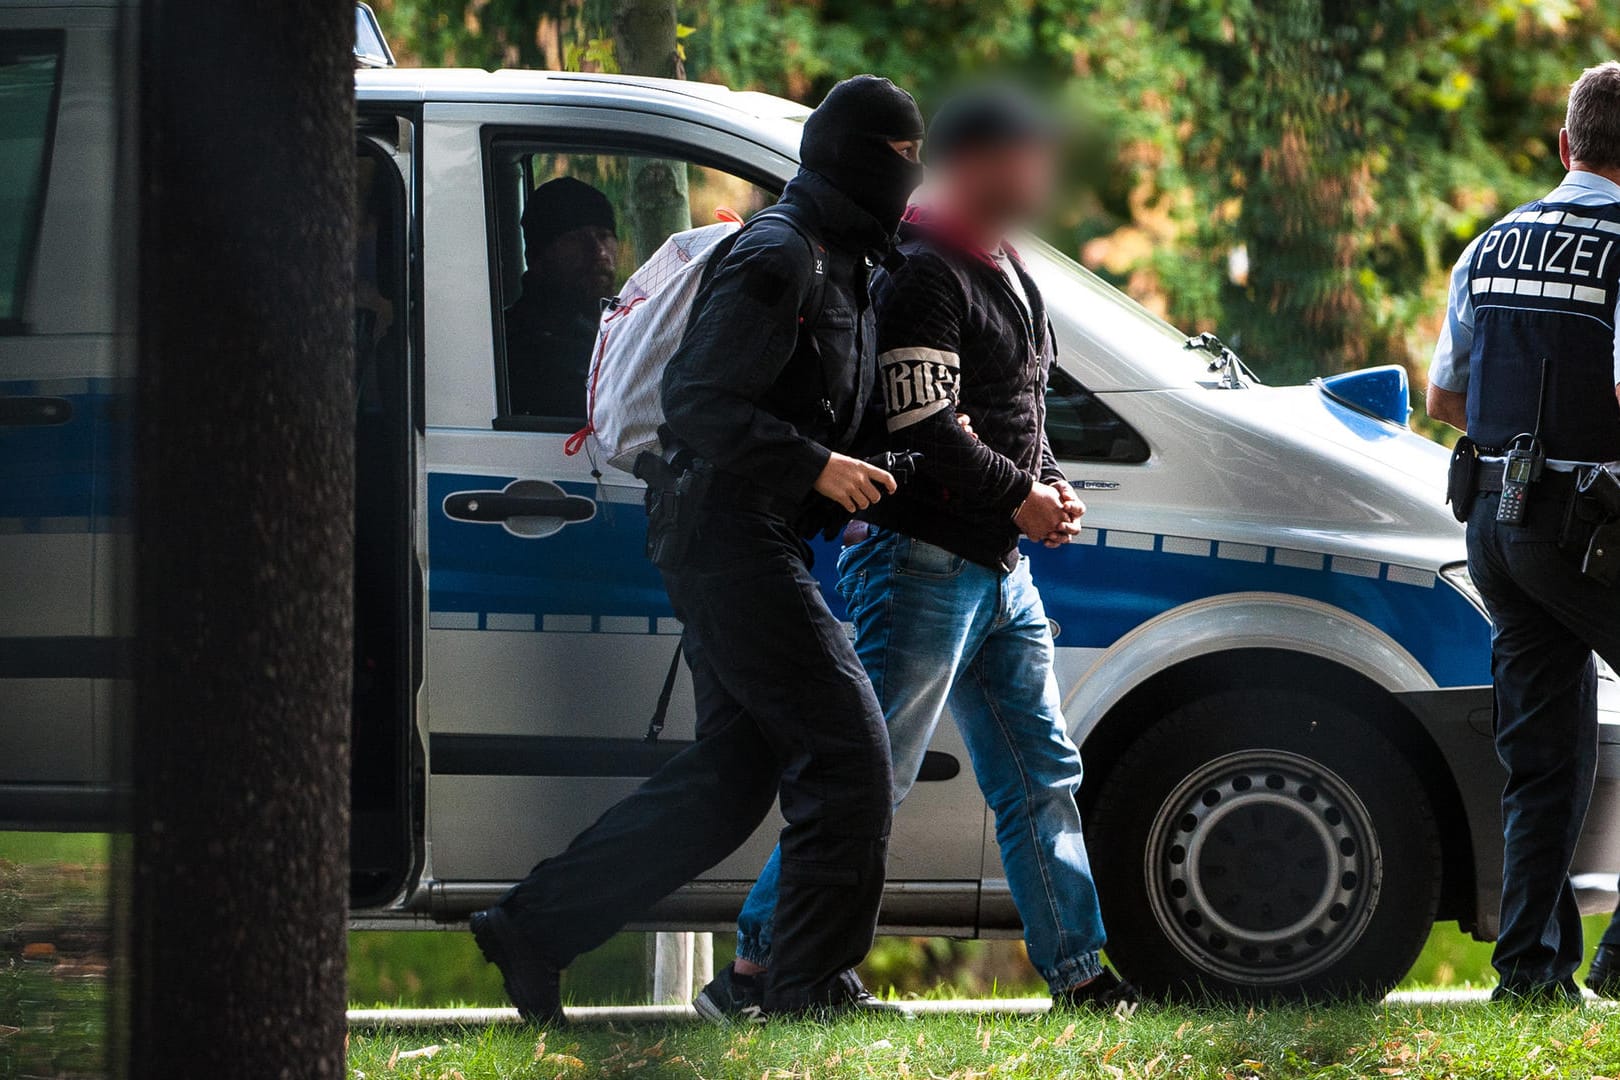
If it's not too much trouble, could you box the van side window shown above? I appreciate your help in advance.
[486,140,773,429]
[0,30,64,333]
[1044,366,1150,463]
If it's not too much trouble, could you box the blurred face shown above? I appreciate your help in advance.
[942,139,1057,232]
[537,224,619,298]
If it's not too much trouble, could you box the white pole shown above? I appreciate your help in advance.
[649,931,716,1003]
[650,932,694,1004]
[694,931,715,989]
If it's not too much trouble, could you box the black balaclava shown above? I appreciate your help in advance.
[800,75,925,232]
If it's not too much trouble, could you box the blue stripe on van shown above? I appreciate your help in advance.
[0,379,132,528]
[426,471,1494,690]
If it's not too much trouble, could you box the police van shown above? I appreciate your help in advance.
[4,0,1619,999]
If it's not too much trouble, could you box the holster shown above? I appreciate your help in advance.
[635,448,713,571]
[1574,462,1620,586]
[1446,436,1480,523]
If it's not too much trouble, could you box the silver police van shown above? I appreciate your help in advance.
[5,0,1619,998]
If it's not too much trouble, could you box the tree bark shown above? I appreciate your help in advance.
[614,0,690,260]
[612,0,681,80]
[131,0,355,1076]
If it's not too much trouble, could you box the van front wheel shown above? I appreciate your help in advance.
[1089,689,1441,1001]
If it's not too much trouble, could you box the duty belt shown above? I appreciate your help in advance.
[1473,456,1592,494]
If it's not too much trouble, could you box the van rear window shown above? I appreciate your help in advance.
[0,30,64,332]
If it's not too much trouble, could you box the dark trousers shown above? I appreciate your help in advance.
[1467,481,1620,989]
[494,508,894,1012]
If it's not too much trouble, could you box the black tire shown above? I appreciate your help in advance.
[1089,688,1441,1001]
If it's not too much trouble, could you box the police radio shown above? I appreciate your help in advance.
[1496,358,1549,527]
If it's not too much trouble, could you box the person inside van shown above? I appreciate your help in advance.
[469,75,926,1023]
[504,176,619,419]
[696,84,1139,1021]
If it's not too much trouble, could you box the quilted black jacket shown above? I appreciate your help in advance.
[864,210,1065,570]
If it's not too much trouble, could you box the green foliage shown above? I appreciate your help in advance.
[372,0,1619,394]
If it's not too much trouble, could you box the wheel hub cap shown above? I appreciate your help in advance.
[1146,749,1380,985]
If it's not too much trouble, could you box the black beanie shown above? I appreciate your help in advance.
[800,75,926,232]
[522,176,617,251]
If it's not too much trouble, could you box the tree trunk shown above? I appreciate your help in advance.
[131,0,355,1076]
[614,0,690,260]
[612,0,681,80]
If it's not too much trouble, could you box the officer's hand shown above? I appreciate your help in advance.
[1014,481,1081,545]
[815,453,898,513]
[956,413,978,440]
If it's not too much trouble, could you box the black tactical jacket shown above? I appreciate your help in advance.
[661,170,892,531]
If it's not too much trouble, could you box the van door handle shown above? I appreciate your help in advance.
[0,396,74,427]
[441,478,597,539]
[444,491,595,524]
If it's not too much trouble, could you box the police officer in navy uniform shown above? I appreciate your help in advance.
[1427,61,1620,1004]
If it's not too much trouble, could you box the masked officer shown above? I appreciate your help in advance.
[469,75,926,1022]
[695,85,1138,1023]
[1427,61,1620,1004]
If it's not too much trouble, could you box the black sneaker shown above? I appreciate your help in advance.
[770,969,917,1021]
[1490,978,1583,1007]
[469,907,565,1025]
[1055,967,1140,1017]
[1588,945,1620,1000]
[694,963,768,1024]
[826,970,916,1020]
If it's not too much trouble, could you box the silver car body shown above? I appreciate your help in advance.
[4,8,1619,974]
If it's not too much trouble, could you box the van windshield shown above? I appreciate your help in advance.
[1023,235,1196,351]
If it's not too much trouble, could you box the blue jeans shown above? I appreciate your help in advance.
[736,528,1107,992]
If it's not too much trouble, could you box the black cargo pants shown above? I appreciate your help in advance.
[1467,476,1620,991]
[494,506,894,1013]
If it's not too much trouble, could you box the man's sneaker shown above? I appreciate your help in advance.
[769,969,917,1021]
[1055,967,1140,1018]
[827,970,916,1020]
[694,963,768,1024]
[1490,978,1583,1007]
[1588,945,1620,1000]
[469,907,565,1025]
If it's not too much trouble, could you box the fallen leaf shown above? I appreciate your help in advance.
[1103,1041,1126,1064]
[1054,1023,1078,1048]
[533,1036,547,1060]
[1174,1022,1192,1040]
[396,1045,440,1061]
[541,1053,587,1072]
[385,1047,399,1071]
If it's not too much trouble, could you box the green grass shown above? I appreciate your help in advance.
[346,1003,1620,1079]
[0,833,113,1080]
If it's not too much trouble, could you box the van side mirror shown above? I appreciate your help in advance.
[354,2,395,69]
[1317,365,1412,427]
